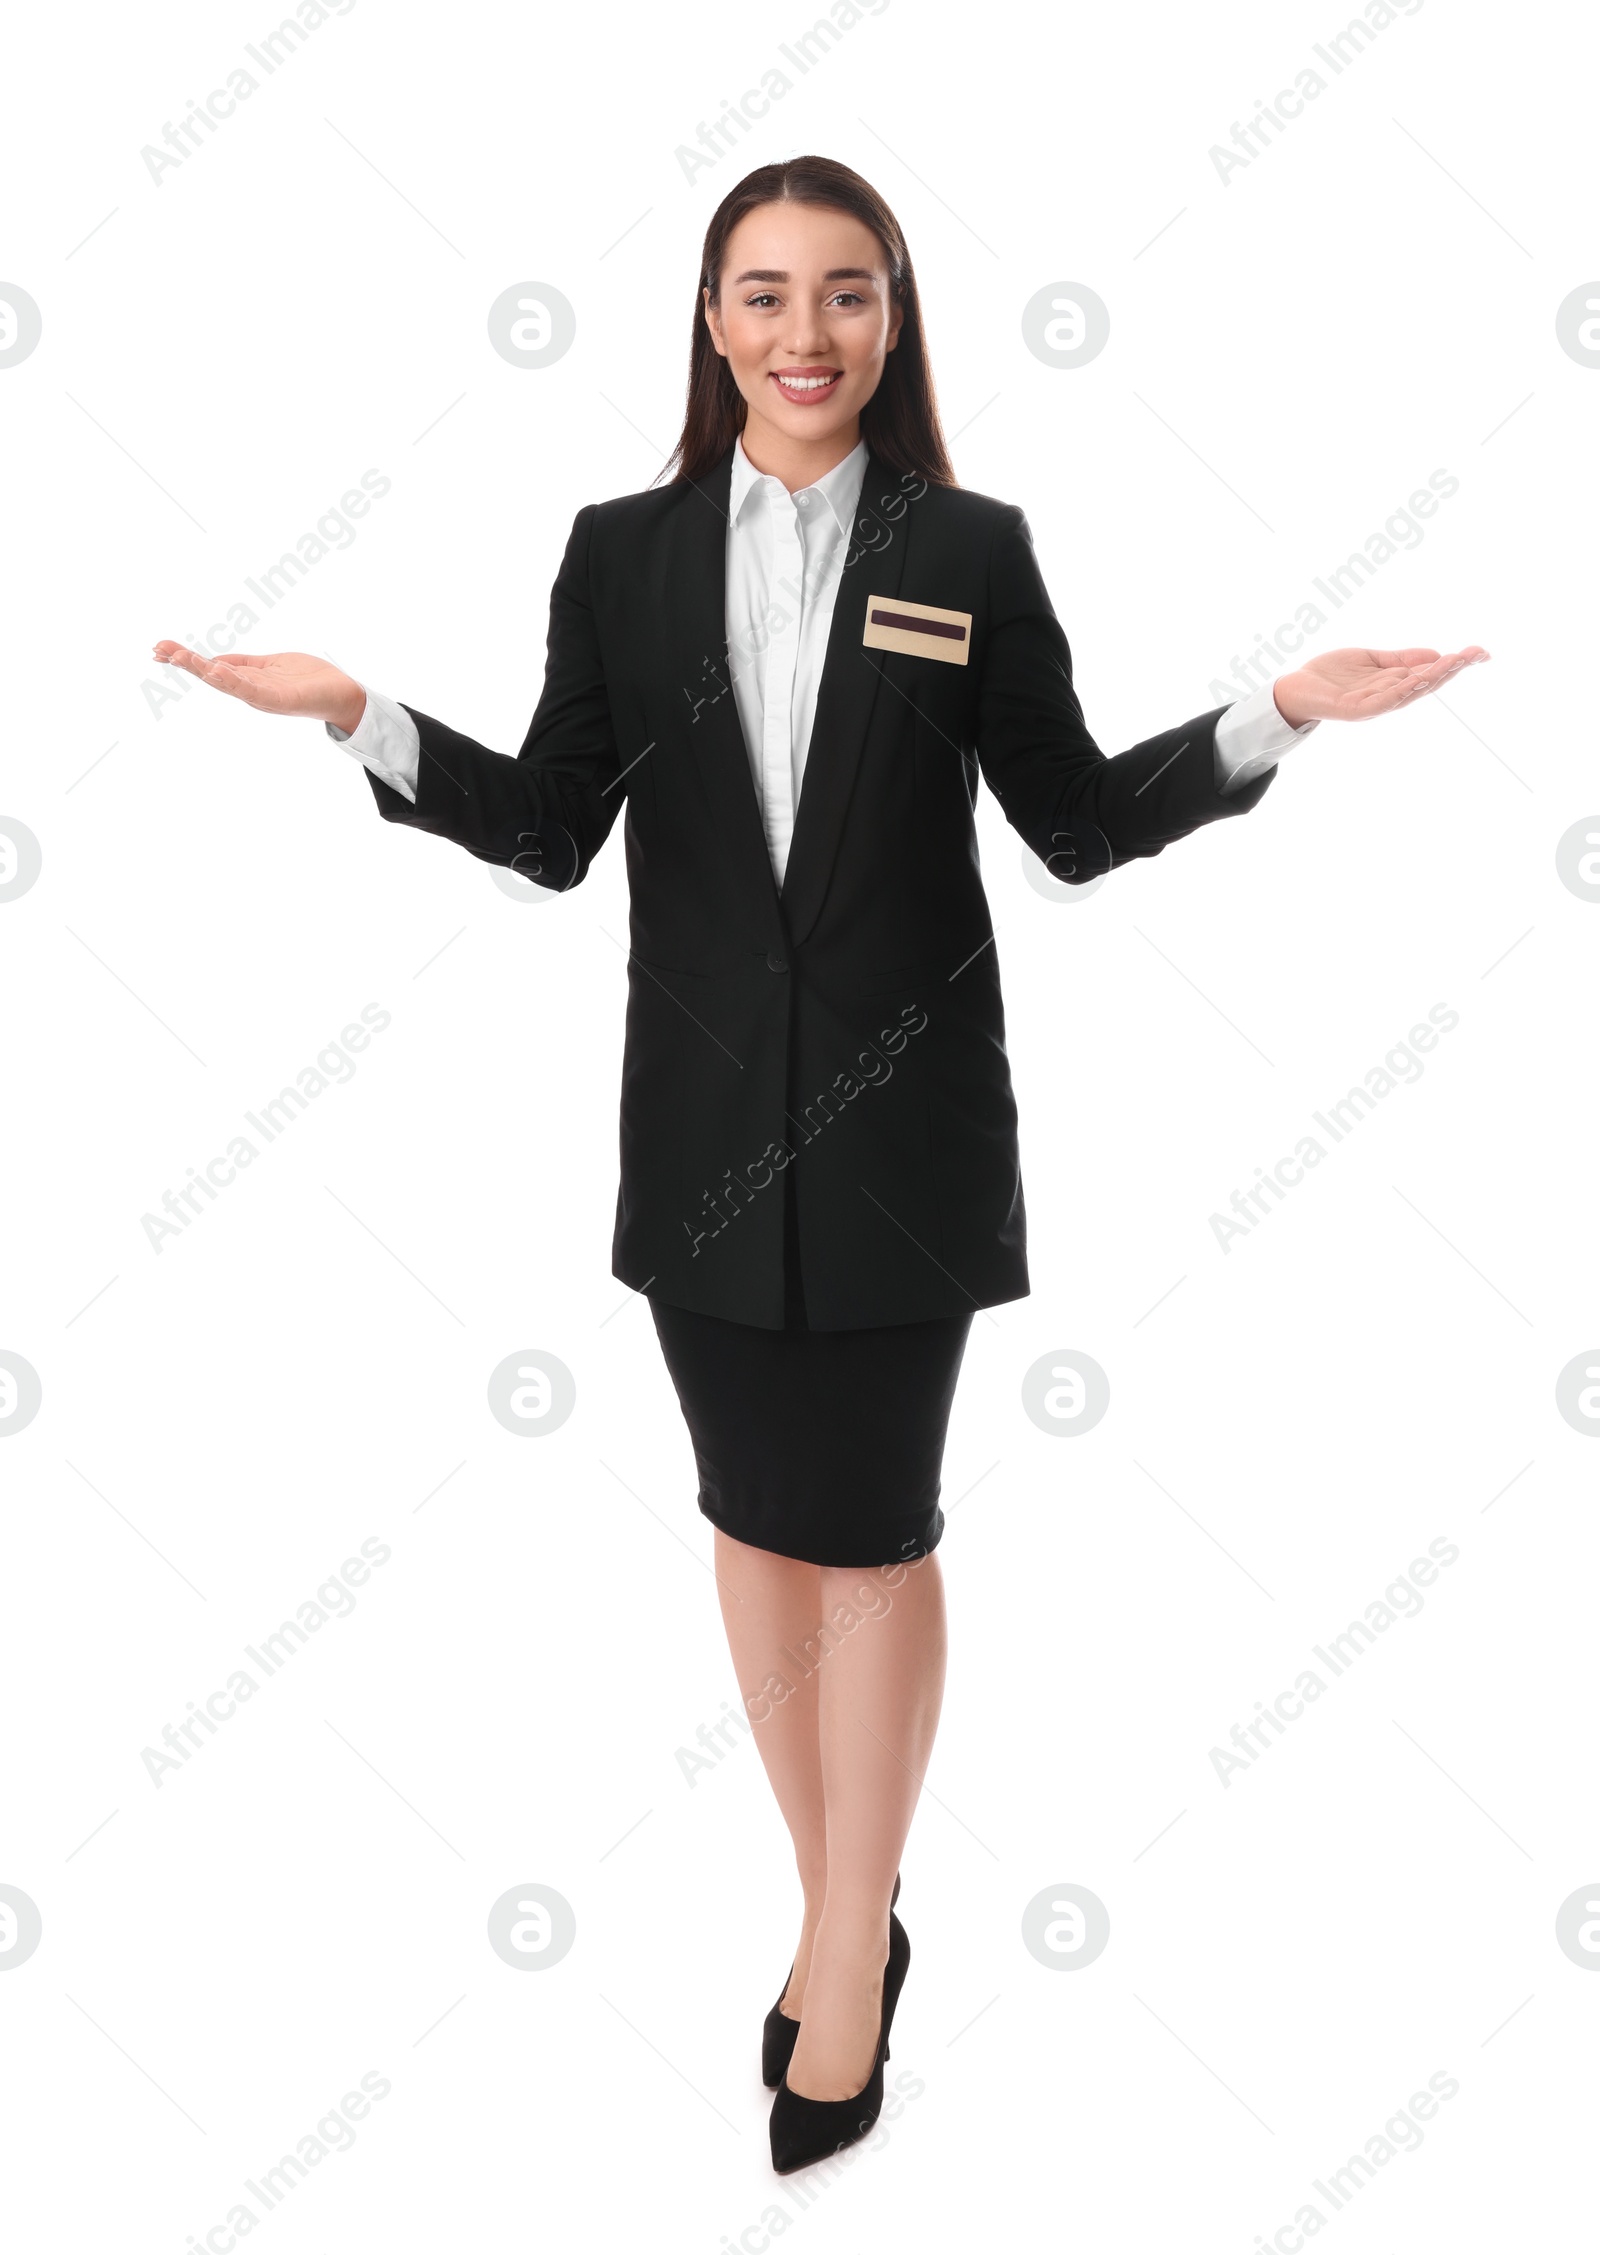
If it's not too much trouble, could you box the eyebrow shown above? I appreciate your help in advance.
[728,267,880,286]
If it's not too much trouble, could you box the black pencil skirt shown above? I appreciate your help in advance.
[648,1159,973,1567]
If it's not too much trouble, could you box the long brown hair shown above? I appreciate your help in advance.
[662,156,956,491]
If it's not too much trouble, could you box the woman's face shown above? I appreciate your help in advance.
[703,200,903,461]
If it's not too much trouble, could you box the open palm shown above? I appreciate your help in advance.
[151,640,365,731]
[1274,644,1489,726]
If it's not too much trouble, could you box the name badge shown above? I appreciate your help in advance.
[862,594,972,666]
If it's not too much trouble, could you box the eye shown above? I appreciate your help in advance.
[744,292,780,308]
[829,290,866,307]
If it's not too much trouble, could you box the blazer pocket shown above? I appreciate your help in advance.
[628,948,717,983]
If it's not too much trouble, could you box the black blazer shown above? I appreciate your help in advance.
[365,439,1278,1330]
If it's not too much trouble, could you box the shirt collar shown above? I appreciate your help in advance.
[729,431,869,539]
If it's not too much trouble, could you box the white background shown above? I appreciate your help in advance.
[2,0,1596,2246]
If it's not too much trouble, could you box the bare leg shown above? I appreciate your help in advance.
[714,1530,829,2017]
[785,1549,948,2100]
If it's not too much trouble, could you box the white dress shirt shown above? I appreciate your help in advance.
[722,432,871,884]
[327,434,1317,876]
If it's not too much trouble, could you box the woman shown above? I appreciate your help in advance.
[155,155,1485,2173]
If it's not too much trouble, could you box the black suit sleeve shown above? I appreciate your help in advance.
[363,503,623,891]
[974,504,1276,884]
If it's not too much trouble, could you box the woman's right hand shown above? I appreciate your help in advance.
[151,641,367,735]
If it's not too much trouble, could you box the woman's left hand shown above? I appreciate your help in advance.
[1272,645,1490,727]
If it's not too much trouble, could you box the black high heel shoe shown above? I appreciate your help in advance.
[768,1907,911,2175]
[761,1871,899,2089]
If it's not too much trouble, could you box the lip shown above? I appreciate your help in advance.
[769,367,843,405]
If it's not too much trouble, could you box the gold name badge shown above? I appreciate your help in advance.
[862,595,972,666]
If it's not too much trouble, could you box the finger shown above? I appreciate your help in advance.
[154,641,277,674]
[1393,656,1476,703]
[1353,670,1436,713]
[158,644,228,686]
[1410,666,1472,698]
[1337,647,1489,718]
[199,662,267,705]
[1382,645,1489,680]
[157,646,264,704]
[1411,653,1475,687]
[155,641,231,678]
[1408,659,1460,687]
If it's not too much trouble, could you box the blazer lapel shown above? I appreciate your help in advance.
[664,436,917,953]
[779,444,912,947]
[667,441,788,944]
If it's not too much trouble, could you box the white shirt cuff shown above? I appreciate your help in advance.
[1213,678,1319,796]
[326,685,422,804]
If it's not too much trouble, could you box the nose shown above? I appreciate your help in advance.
[783,300,834,357]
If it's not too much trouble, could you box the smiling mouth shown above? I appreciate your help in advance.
[770,369,843,404]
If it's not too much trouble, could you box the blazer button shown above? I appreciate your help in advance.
[766,951,788,973]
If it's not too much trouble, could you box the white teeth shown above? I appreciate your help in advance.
[775,373,837,390]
